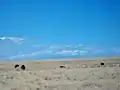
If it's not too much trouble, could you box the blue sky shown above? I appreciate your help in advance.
[0,0,120,61]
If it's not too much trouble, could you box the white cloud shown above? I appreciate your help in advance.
[111,47,120,53]
[55,50,88,56]
[49,45,61,49]
[33,44,83,49]
[79,50,88,55]
[7,49,88,60]
[0,36,24,44]
[55,50,77,56]
[92,49,105,54]
[3,43,107,60]
[7,50,54,60]
[32,44,46,48]
[8,52,40,60]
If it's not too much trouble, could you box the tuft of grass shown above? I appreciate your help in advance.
[66,76,70,80]
[44,85,48,88]
[35,78,39,81]
[29,72,32,75]
[77,87,81,90]
[44,76,48,80]
[44,76,52,80]
[48,77,52,80]
[73,78,76,81]
[57,76,61,79]
[11,88,17,90]
[36,87,41,90]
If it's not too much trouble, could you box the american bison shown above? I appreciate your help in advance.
[60,65,66,68]
[21,65,26,70]
[14,64,19,68]
[100,62,104,66]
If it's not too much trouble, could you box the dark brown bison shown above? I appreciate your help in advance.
[60,65,66,68]
[100,62,104,66]
[14,64,19,68]
[21,65,26,70]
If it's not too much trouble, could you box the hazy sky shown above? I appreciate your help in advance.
[0,0,120,61]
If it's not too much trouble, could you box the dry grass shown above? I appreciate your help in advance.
[0,57,120,90]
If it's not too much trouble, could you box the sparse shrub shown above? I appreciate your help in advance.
[99,77,104,79]
[58,76,61,79]
[97,65,101,68]
[38,82,42,85]
[90,65,94,68]
[73,78,76,81]
[82,82,103,88]
[34,73,36,75]
[66,76,70,80]
[11,88,17,90]
[44,76,51,80]
[30,81,34,84]
[48,77,52,80]
[29,72,32,75]
[81,64,88,68]
[112,76,116,79]
[44,76,52,80]
[67,66,72,69]
[76,64,80,68]
[45,76,48,80]
[6,76,14,79]
[16,68,20,71]
[115,64,120,68]
[117,84,120,90]
[77,87,81,90]
[36,87,40,90]
[108,64,114,67]
[44,85,48,88]
[10,76,14,79]
[91,64,100,68]
[35,78,39,81]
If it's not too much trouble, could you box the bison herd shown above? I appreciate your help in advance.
[14,61,120,70]
[14,64,26,71]
[59,62,105,69]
